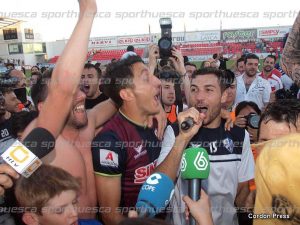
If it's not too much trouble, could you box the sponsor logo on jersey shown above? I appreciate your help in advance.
[223,138,234,153]
[134,160,157,184]
[100,149,119,168]
[133,144,147,159]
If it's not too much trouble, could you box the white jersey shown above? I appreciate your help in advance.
[158,122,255,225]
[235,74,271,110]
[258,72,283,92]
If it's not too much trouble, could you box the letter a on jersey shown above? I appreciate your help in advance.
[105,152,114,161]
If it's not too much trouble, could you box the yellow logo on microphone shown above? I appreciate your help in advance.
[9,147,30,163]
[1,140,42,178]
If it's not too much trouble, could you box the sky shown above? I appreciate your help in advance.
[1,0,299,41]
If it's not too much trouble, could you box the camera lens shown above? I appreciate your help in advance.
[159,39,172,50]
[248,114,260,129]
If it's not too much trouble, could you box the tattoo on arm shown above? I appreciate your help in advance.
[280,11,300,86]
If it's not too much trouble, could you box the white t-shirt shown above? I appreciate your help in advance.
[158,122,255,225]
[235,74,271,110]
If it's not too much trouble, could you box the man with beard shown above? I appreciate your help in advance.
[24,67,118,222]
[81,63,108,110]
[259,55,283,92]
[235,54,271,110]
[156,67,255,225]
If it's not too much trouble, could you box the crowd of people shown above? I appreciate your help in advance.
[0,1,299,225]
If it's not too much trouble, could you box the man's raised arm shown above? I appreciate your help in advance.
[37,0,97,138]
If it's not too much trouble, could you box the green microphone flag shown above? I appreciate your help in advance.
[181,147,210,179]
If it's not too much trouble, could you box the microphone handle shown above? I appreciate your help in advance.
[189,179,201,225]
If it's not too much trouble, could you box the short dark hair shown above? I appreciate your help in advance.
[235,101,261,116]
[31,69,53,112]
[126,45,135,52]
[223,69,236,86]
[94,62,101,68]
[31,71,42,78]
[212,53,218,59]
[11,111,38,138]
[83,63,102,77]
[236,57,245,66]
[41,66,48,74]
[102,55,144,107]
[0,87,14,95]
[184,62,197,69]
[31,66,40,72]
[192,67,229,92]
[244,54,259,64]
[159,68,179,83]
[264,55,277,63]
[258,99,300,134]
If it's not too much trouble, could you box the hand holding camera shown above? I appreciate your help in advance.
[235,113,260,129]
[169,48,186,76]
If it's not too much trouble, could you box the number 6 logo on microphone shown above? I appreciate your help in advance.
[194,151,209,171]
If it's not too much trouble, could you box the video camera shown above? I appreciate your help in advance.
[158,18,173,60]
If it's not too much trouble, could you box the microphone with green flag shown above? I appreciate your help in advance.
[181,147,210,225]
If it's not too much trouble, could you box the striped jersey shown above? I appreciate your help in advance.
[157,120,255,225]
[92,112,161,208]
[259,71,283,92]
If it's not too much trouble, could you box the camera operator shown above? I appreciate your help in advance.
[147,42,190,110]
[234,101,261,143]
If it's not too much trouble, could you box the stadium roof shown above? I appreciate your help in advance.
[0,17,22,29]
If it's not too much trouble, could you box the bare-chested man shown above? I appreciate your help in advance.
[21,0,106,221]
